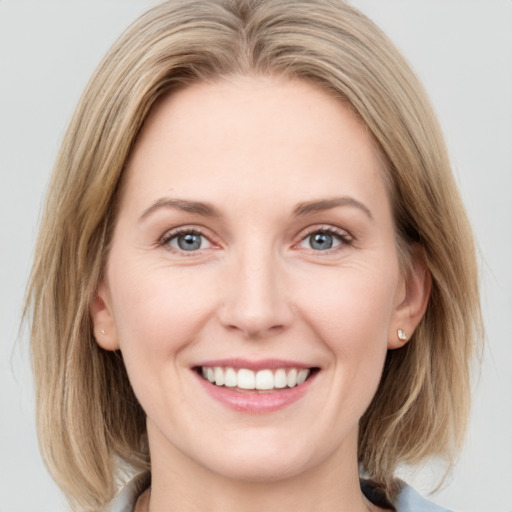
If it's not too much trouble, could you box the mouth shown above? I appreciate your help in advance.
[194,364,319,393]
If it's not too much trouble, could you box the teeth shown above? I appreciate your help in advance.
[286,368,297,387]
[200,366,311,390]
[214,367,224,386]
[237,368,255,390]
[255,369,274,390]
[274,369,287,388]
[225,367,237,387]
[297,369,309,385]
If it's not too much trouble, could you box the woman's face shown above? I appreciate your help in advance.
[93,76,424,482]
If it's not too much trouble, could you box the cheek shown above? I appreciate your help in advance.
[106,261,221,419]
[296,264,398,348]
[109,260,218,360]
[295,264,398,406]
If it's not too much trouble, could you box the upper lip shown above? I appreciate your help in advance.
[194,358,317,371]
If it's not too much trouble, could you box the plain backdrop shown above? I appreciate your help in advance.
[1,1,511,511]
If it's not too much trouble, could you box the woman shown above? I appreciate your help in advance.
[26,1,481,511]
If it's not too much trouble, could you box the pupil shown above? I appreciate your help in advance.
[178,233,201,251]
[311,232,333,250]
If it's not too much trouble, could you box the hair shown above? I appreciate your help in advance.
[26,0,482,510]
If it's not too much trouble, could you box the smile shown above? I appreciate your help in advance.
[193,359,319,412]
[199,366,312,391]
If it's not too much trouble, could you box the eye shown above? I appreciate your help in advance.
[298,228,351,251]
[164,230,212,252]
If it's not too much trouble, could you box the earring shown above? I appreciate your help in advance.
[100,329,105,335]
[397,329,408,341]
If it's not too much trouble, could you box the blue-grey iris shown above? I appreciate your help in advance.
[310,232,333,250]
[177,233,202,251]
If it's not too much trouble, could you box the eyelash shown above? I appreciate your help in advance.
[299,226,354,253]
[158,225,354,255]
[159,228,213,255]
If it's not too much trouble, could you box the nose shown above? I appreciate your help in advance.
[218,249,293,339]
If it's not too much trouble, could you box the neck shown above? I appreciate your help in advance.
[145,425,379,512]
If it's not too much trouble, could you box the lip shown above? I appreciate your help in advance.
[192,359,318,413]
[195,358,314,371]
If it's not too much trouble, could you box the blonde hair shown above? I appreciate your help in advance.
[26,0,481,509]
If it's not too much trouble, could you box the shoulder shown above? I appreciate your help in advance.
[395,483,453,512]
[361,479,452,512]
[106,473,151,512]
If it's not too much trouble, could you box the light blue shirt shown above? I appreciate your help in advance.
[107,473,451,512]
[395,485,452,512]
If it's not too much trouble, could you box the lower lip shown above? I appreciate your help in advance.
[195,372,316,413]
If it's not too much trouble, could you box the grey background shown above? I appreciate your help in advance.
[1,1,511,511]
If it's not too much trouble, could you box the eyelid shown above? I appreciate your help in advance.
[157,223,354,255]
[159,226,220,254]
[295,224,354,252]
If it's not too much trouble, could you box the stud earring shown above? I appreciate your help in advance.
[397,329,408,341]
[100,329,105,335]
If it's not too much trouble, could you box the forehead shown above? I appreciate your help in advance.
[122,75,388,215]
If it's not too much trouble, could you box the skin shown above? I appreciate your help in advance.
[91,75,430,512]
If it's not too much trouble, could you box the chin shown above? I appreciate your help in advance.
[193,435,321,484]
[208,455,310,484]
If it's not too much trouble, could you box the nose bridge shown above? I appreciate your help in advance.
[219,237,291,337]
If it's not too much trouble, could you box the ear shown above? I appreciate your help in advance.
[388,244,431,349]
[90,281,120,351]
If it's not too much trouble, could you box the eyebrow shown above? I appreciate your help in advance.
[293,197,373,220]
[139,198,221,222]
[139,195,373,222]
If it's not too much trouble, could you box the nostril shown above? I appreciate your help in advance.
[216,276,294,337]
[223,319,286,339]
